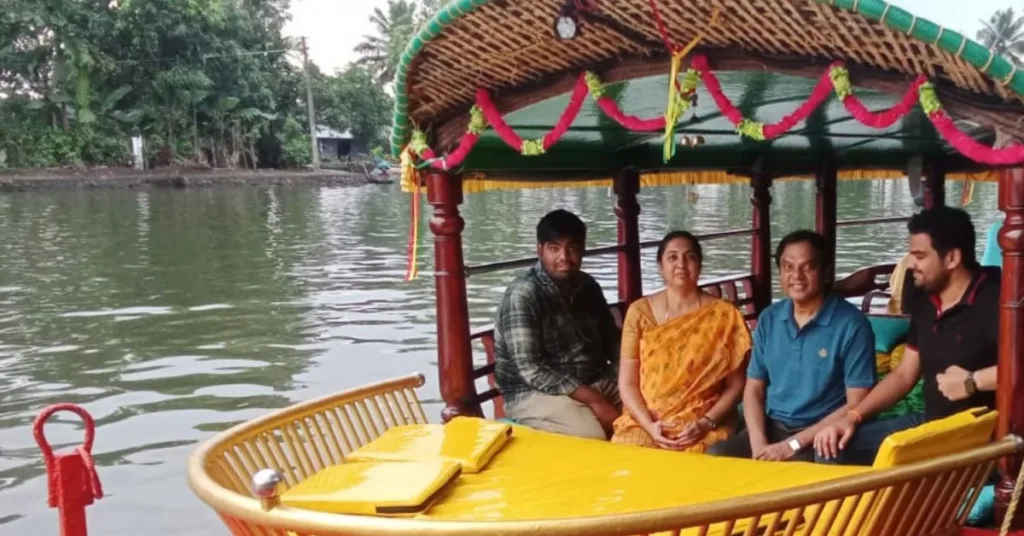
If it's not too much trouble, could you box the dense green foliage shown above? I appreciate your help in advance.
[0,0,436,170]
[10,0,1001,170]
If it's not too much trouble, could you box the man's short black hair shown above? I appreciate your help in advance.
[775,229,834,291]
[536,209,587,245]
[907,206,978,270]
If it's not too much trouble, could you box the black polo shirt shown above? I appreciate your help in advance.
[905,267,1000,420]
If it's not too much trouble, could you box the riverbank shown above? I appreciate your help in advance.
[0,167,393,192]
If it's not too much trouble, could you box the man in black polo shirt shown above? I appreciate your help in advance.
[812,206,1000,465]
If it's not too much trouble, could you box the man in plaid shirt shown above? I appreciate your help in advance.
[494,209,621,440]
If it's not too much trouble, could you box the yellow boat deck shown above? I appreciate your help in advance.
[407,423,867,521]
[186,374,1019,536]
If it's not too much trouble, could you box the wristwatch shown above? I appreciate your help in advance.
[965,371,978,396]
[701,415,717,430]
[787,437,802,453]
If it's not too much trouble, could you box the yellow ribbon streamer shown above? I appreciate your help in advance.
[662,8,720,163]
[403,149,423,282]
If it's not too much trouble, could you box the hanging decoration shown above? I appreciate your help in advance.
[650,3,718,162]
[403,150,423,282]
[403,54,1024,184]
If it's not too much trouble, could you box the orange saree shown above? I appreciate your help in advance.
[610,297,752,452]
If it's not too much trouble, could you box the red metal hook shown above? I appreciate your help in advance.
[34,403,104,536]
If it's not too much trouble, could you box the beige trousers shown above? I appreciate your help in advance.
[506,378,621,440]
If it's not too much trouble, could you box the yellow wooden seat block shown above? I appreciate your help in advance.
[346,416,512,473]
[802,408,998,536]
[280,460,461,517]
[874,407,996,468]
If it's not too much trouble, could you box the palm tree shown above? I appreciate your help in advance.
[977,8,1024,66]
[353,0,417,85]
[418,0,445,24]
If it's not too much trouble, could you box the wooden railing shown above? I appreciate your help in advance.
[834,262,900,313]
[471,273,758,418]
[464,227,754,278]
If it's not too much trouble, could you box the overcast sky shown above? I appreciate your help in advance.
[284,0,1009,73]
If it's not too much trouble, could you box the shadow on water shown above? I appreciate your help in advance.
[0,178,1000,535]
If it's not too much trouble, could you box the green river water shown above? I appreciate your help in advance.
[0,179,1001,534]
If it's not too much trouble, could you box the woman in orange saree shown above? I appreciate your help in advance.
[611,231,752,452]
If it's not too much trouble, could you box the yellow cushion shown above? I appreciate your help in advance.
[347,417,512,473]
[805,408,998,536]
[280,460,461,516]
[873,407,996,468]
[876,351,891,375]
[888,344,907,371]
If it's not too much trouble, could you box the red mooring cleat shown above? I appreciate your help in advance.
[33,404,104,536]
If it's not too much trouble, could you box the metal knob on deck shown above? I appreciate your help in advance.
[252,468,284,511]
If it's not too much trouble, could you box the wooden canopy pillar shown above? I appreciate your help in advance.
[750,172,773,312]
[614,170,642,305]
[815,160,838,273]
[923,158,946,208]
[425,170,480,422]
[995,165,1024,529]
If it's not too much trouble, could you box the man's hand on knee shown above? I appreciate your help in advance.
[588,397,619,436]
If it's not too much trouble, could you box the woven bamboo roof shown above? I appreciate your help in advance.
[391,0,1024,175]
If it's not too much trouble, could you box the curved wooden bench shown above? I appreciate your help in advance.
[473,264,901,418]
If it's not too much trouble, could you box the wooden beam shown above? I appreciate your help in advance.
[995,165,1024,529]
[426,171,481,421]
[923,157,947,208]
[750,171,773,313]
[613,169,642,305]
[815,158,839,276]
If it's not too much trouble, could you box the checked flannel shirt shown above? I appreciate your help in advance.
[493,261,620,408]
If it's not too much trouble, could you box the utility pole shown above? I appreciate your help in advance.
[300,36,320,170]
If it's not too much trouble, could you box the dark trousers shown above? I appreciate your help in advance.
[824,412,925,465]
[706,413,925,465]
[706,419,819,462]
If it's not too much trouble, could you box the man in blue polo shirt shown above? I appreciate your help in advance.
[708,230,876,462]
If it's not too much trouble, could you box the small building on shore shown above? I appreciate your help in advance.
[315,125,369,160]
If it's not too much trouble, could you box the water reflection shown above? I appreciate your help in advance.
[0,178,999,535]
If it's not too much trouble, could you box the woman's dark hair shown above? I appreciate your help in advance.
[656,231,703,265]
[775,230,834,291]
[536,209,587,245]
[907,206,979,270]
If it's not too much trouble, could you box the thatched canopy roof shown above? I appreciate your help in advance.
[391,0,1024,180]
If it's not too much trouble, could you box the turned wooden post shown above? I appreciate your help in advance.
[614,170,642,305]
[426,171,480,421]
[750,173,773,313]
[815,160,838,272]
[995,165,1024,529]
[923,158,946,208]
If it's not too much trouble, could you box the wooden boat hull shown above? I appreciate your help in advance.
[186,374,1021,536]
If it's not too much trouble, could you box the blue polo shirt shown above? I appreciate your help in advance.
[747,294,877,429]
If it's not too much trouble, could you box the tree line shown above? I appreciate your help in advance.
[0,0,438,171]
[2,1,1016,171]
